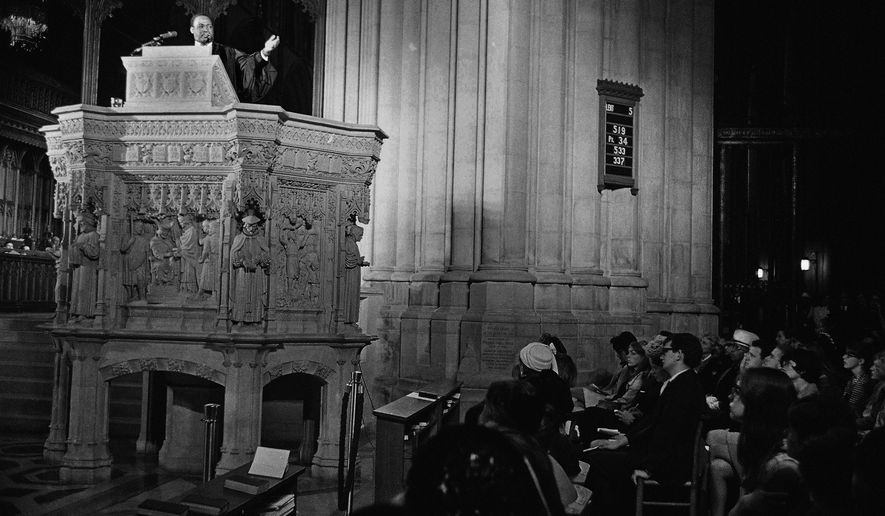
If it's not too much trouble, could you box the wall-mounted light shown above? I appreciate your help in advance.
[756,267,768,281]
[800,251,817,272]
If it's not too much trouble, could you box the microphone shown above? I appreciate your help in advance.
[131,31,178,54]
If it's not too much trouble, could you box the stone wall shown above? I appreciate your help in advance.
[320,0,718,404]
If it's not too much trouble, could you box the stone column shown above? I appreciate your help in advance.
[312,346,361,479]
[638,0,667,302]
[75,0,121,105]
[43,336,70,462]
[135,371,159,455]
[531,0,573,336]
[215,347,269,474]
[601,0,646,314]
[60,338,111,483]
[689,0,715,309]
[459,1,540,387]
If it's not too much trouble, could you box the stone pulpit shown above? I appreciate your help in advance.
[40,46,386,483]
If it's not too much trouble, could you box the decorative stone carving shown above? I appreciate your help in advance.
[342,222,369,325]
[277,212,321,308]
[148,214,181,301]
[198,219,220,299]
[230,215,271,325]
[69,211,100,323]
[177,212,201,295]
[120,217,152,302]
[340,185,371,224]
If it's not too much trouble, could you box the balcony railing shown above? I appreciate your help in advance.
[0,250,56,312]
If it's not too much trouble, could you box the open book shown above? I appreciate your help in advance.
[247,446,290,479]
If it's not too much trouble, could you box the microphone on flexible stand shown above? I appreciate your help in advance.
[130,31,178,55]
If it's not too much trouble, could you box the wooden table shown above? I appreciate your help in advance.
[173,462,306,515]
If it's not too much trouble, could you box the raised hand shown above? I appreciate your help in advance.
[263,35,280,56]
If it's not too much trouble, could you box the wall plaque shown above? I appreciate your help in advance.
[597,79,643,195]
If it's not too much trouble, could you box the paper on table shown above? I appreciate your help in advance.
[582,387,607,408]
[248,446,290,479]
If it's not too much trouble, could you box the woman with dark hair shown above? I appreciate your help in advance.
[569,340,653,447]
[858,349,885,434]
[728,368,807,516]
[842,339,874,417]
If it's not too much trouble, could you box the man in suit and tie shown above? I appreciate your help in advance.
[584,332,706,516]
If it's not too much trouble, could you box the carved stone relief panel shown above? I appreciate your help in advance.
[124,175,227,217]
[272,183,331,309]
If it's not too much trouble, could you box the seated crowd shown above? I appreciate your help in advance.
[357,325,885,516]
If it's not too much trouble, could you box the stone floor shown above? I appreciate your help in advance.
[0,435,376,515]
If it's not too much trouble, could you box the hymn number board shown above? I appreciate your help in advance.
[597,80,643,194]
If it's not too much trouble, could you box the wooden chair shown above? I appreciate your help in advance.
[635,422,709,516]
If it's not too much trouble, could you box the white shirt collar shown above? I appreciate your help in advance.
[660,367,690,393]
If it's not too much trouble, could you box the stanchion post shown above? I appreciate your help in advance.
[202,403,221,483]
[345,371,363,516]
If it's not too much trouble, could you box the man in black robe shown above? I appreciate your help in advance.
[190,14,279,103]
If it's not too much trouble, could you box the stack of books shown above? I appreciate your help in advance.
[180,494,229,515]
[224,473,270,495]
[258,493,295,516]
[136,499,190,515]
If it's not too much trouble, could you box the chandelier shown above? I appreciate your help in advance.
[1,1,48,52]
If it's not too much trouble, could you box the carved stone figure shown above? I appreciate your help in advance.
[177,212,201,295]
[149,216,180,291]
[46,236,64,306]
[69,212,100,322]
[198,219,220,298]
[301,250,320,304]
[230,215,270,325]
[120,219,151,301]
[343,224,369,324]
[280,213,308,291]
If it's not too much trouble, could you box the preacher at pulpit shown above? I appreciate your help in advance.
[190,14,279,104]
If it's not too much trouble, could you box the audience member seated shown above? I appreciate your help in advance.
[541,333,578,390]
[697,333,731,393]
[403,424,566,516]
[841,339,874,418]
[780,348,822,399]
[569,339,652,445]
[762,340,791,369]
[706,329,759,429]
[741,338,775,370]
[774,327,796,350]
[784,394,856,516]
[596,331,637,397]
[523,352,580,481]
[797,332,841,395]
[463,339,564,425]
[478,380,578,514]
[853,426,885,516]
[726,368,803,516]
[583,332,706,516]
[858,348,885,434]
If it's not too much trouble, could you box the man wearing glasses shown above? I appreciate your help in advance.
[190,14,279,103]
[584,333,705,516]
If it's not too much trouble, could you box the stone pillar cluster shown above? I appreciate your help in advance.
[321,0,718,397]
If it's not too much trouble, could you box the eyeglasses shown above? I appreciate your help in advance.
[661,346,675,353]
